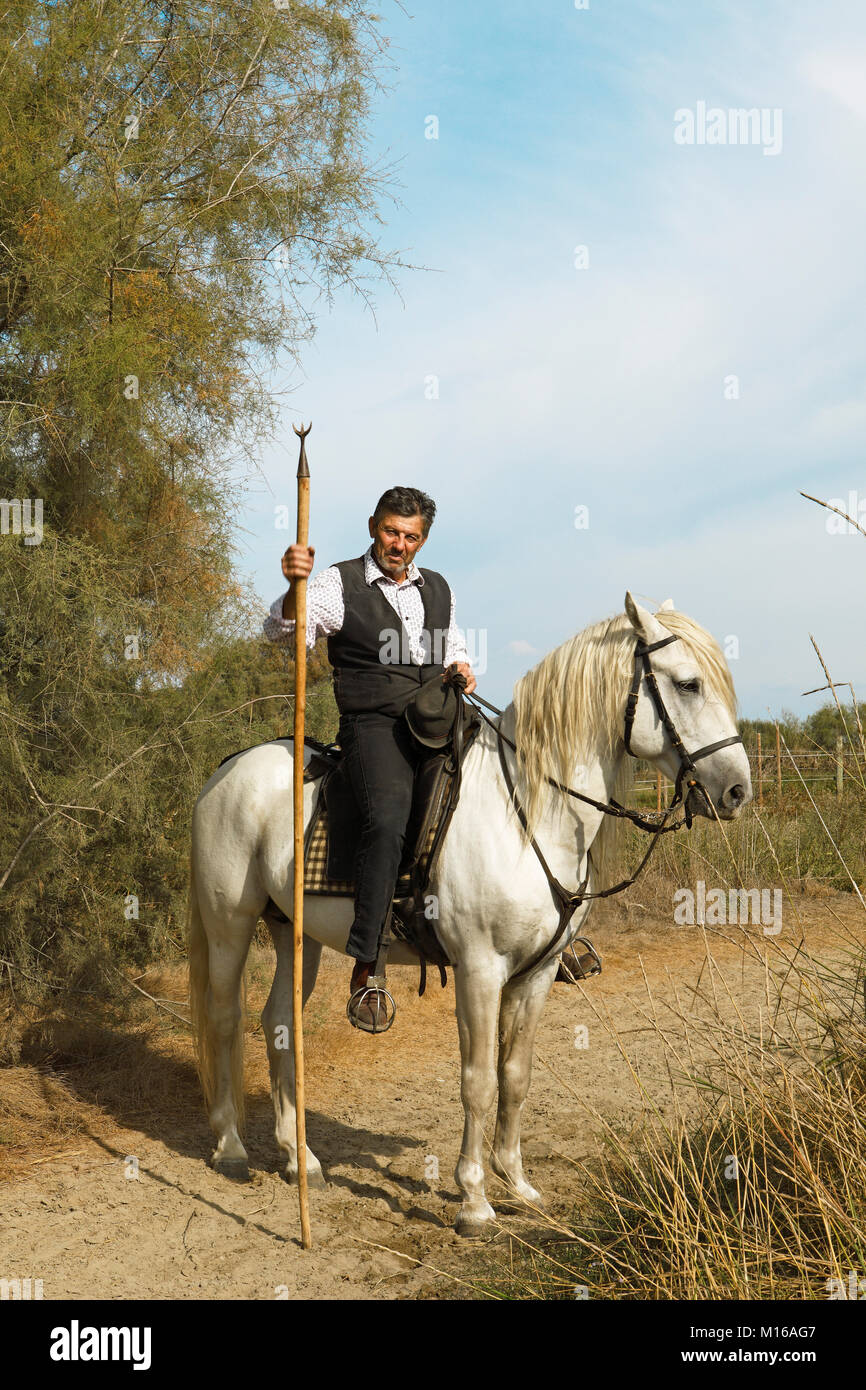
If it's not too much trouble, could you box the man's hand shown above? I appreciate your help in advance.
[445,661,476,696]
[281,544,315,619]
[281,544,315,583]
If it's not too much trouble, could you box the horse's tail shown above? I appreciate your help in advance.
[186,852,246,1133]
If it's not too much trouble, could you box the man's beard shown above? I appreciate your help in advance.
[374,540,409,576]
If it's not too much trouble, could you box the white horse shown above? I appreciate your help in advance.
[187,593,751,1235]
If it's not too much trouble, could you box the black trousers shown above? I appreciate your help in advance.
[338,710,423,964]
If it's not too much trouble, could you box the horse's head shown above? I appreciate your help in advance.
[623,592,752,822]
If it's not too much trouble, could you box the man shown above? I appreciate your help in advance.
[264,485,475,1027]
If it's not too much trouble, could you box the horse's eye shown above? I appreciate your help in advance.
[677,679,700,694]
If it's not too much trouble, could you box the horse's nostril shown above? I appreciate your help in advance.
[726,783,745,807]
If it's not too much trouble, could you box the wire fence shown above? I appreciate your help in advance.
[632,741,861,810]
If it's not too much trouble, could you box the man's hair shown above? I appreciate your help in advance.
[372,486,436,536]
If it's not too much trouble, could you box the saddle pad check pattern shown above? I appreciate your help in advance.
[303,811,354,896]
[302,799,439,897]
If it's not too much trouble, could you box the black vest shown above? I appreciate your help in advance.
[327,556,452,717]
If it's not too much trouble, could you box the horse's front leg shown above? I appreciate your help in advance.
[454,963,503,1236]
[261,923,327,1188]
[491,956,559,1206]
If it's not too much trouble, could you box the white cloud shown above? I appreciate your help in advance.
[803,51,866,120]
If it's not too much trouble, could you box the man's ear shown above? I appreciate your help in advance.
[625,591,670,647]
[368,515,376,538]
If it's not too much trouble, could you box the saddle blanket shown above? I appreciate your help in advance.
[302,761,447,898]
[218,730,477,902]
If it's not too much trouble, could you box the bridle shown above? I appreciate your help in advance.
[623,634,744,826]
[462,630,744,979]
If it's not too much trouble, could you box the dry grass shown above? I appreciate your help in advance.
[0,963,198,1181]
[475,729,866,1301]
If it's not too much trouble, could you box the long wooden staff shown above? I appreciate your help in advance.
[292,421,312,1250]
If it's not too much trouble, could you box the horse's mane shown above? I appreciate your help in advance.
[511,608,737,890]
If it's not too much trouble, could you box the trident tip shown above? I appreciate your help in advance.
[294,421,311,478]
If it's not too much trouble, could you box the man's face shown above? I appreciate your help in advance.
[368,512,427,580]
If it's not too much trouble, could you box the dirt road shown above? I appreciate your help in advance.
[2,896,862,1300]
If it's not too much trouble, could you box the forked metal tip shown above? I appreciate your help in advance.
[294,421,311,477]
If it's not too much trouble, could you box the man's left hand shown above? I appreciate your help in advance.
[445,662,476,696]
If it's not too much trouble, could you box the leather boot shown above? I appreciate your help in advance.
[347,960,389,1032]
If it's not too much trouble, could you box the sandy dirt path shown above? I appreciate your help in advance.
[2,897,862,1300]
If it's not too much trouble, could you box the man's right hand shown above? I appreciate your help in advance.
[281,544,315,583]
[281,545,315,619]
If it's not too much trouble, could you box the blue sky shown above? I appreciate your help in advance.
[240,0,866,720]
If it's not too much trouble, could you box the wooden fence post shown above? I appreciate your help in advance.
[656,769,662,813]
[775,724,782,800]
[836,735,844,796]
[756,732,763,808]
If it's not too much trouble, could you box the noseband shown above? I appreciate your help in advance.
[623,633,744,822]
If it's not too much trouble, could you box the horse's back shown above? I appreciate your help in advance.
[191,738,322,858]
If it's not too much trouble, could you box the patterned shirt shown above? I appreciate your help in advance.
[263,545,470,667]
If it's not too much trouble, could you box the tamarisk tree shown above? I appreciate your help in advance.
[0,0,393,1023]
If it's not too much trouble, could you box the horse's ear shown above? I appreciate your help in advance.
[625,591,668,645]
[658,598,675,611]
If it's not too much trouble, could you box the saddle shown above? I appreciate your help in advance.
[300,703,481,993]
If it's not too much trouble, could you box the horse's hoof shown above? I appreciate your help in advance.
[454,1218,492,1239]
[283,1165,327,1190]
[211,1157,251,1183]
[497,1195,545,1223]
[499,1185,544,1209]
[455,1208,495,1239]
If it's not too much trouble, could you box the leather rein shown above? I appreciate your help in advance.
[462,632,744,980]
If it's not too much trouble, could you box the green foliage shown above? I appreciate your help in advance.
[0,0,389,1042]
[737,703,866,754]
[1,0,395,539]
[802,702,866,751]
[0,526,338,1030]
[737,711,801,751]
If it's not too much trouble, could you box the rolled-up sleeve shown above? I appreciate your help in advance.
[262,566,344,649]
[443,588,470,667]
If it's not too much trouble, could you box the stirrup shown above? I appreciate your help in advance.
[559,937,602,982]
[346,977,396,1034]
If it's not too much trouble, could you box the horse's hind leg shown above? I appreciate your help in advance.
[261,924,327,1188]
[205,909,258,1180]
[490,958,559,1207]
